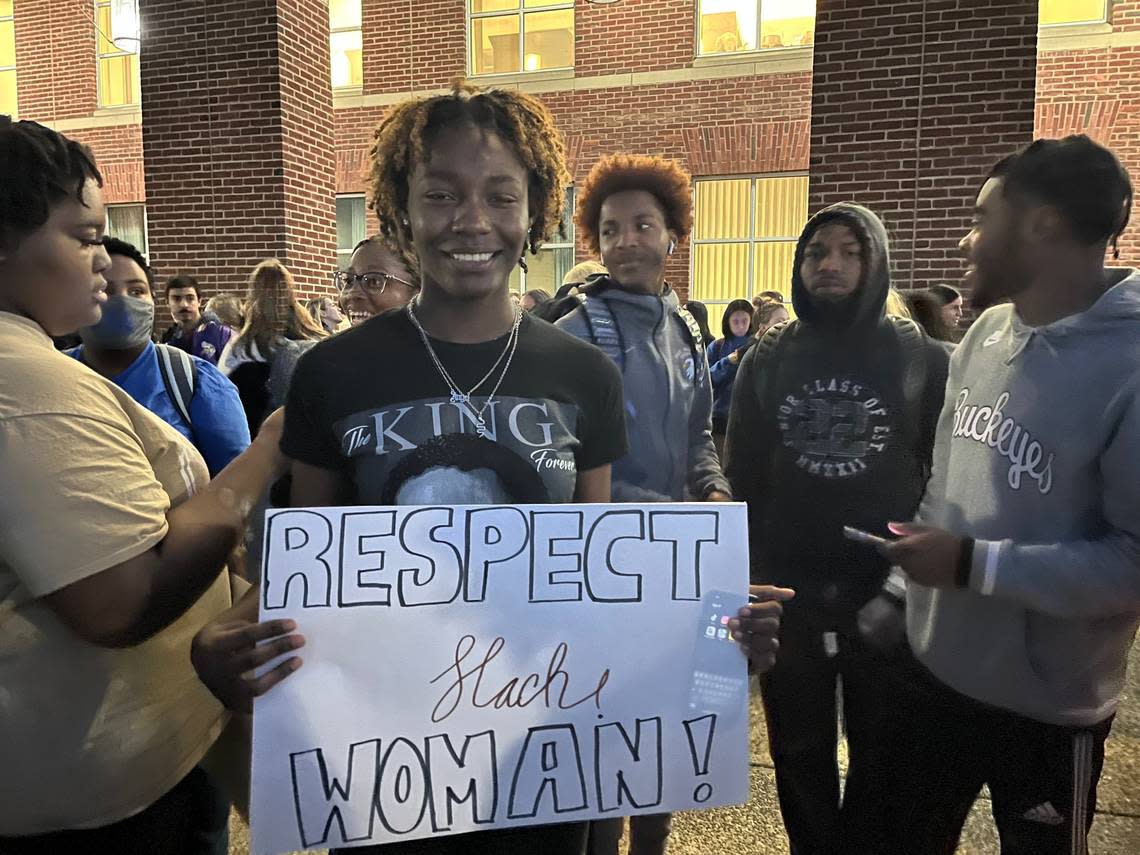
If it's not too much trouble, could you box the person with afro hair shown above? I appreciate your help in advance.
[555,154,772,855]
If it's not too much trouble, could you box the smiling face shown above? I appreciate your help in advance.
[941,295,963,328]
[597,189,675,296]
[800,222,864,305]
[340,241,418,326]
[405,123,530,304]
[960,176,1030,308]
[0,177,111,337]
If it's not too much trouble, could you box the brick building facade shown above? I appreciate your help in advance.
[10,1,1139,304]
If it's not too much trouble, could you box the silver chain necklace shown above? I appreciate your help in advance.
[406,301,522,439]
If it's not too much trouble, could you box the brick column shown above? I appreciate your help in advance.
[809,1,1038,293]
[139,0,337,298]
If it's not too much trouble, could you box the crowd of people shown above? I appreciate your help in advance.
[1,78,1138,855]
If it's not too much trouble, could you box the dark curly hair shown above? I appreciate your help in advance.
[367,81,570,269]
[576,154,694,255]
[102,236,155,291]
[0,117,103,245]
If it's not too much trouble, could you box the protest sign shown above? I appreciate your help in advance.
[251,502,751,854]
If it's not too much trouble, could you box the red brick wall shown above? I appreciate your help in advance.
[809,0,1039,295]
[575,0,696,76]
[1036,0,1140,265]
[278,0,339,298]
[64,124,145,204]
[13,0,97,121]
[140,0,336,298]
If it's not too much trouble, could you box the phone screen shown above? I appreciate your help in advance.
[686,589,749,720]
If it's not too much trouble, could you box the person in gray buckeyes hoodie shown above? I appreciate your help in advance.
[861,135,1140,855]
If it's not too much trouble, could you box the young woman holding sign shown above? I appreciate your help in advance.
[190,83,790,854]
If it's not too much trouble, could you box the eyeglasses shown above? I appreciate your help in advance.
[333,271,417,294]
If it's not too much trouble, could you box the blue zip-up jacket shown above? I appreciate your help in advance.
[556,282,730,502]
[707,334,751,423]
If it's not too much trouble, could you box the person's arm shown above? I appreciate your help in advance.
[39,410,287,648]
[574,464,611,503]
[686,349,732,500]
[885,376,1140,619]
[291,460,354,506]
[190,361,253,476]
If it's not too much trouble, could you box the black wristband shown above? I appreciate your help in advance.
[955,537,975,589]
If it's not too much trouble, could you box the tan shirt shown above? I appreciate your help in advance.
[0,312,231,834]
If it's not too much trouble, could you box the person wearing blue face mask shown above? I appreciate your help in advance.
[67,237,250,476]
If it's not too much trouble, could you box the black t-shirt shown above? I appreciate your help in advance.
[282,308,625,853]
[283,309,628,505]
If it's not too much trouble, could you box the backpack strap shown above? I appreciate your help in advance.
[887,315,930,466]
[674,305,708,383]
[581,295,626,372]
[753,318,797,413]
[155,343,198,429]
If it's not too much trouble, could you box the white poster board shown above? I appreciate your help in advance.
[251,502,751,854]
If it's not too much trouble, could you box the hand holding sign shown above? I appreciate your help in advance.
[729,585,795,674]
[191,588,305,714]
[249,502,755,854]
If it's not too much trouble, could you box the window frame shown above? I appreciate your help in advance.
[94,0,140,109]
[695,0,816,58]
[1038,0,1110,28]
[329,0,363,91]
[335,193,367,271]
[467,0,576,79]
[512,186,575,293]
[0,0,16,119]
[105,202,149,257]
[689,171,808,308]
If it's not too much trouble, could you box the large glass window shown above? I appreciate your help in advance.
[509,188,575,295]
[0,0,16,118]
[96,0,139,107]
[469,0,574,76]
[106,204,148,256]
[1039,0,1109,26]
[330,0,363,89]
[336,195,367,270]
[698,0,815,55]
[690,175,807,307]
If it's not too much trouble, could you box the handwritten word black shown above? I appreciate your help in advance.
[430,635,610,723]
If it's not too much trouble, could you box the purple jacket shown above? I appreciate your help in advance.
[161,320,233,365]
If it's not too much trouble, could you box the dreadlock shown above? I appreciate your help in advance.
[367,81,570,269]
[0,117,103,244]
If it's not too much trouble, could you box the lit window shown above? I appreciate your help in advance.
[106,204,148,256]
[330,0,363,89]
[469,0,574,77]
[95,0,139,108]
[1039,0,1108,26]
[510,188,575,296]
[690,175,807,307]
[336,195,367,270]
[0,0,16,118]
[697,0,815,55]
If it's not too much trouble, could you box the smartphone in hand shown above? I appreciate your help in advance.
[843,525,892,548]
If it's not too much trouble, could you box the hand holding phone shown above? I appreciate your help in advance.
[843,525,892,548]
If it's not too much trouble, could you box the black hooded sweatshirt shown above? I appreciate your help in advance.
[724,203,949,616]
